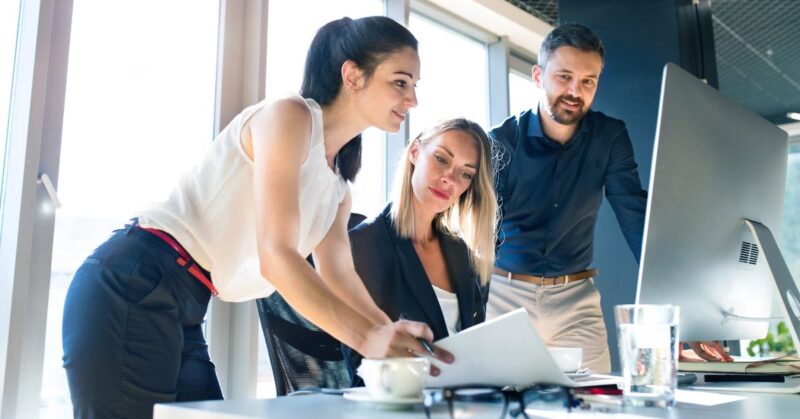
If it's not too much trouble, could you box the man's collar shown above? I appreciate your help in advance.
[527,107,545,138]
[527,105,591,142]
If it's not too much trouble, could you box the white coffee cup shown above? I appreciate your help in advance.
[548,347,583,373]
[357,357,430,399]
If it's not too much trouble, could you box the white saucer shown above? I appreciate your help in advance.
[566,371,592,379]
[343,387,424,406]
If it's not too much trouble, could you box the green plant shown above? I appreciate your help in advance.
[746,321,797,357]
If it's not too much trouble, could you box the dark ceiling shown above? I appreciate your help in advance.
[506,0,800,126]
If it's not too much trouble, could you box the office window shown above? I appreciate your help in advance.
[41,1,220,417]
[509,71,542,118]
[265,0,384,219]
[0,0,20,228]
[782,144,800,279]
[260,0,383,398]
[409,13,488,136]
[783,143,799,351]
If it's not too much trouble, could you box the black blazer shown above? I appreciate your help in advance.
[343,204,488,384]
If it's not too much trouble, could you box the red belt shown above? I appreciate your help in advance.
[138,226,218,296]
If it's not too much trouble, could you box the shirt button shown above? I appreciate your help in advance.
[553,203,558,208]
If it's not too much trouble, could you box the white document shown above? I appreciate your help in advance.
[674,389,745,406]
[427,308,621,389]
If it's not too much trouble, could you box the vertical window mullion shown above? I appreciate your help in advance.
[488,36,510,126]
[207,0,268,401]
[383,0,411,203]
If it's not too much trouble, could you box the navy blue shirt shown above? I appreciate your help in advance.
[490,107,647,277]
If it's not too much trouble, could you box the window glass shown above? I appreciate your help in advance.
[0,0,21,229]
[509,70,542,117]
[408,13,488,136]
[782,144,800,279]
[42,1,220,416]
[265,0,384,219]
[259,0,383,398]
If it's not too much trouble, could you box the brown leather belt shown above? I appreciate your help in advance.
[493,267,598,286]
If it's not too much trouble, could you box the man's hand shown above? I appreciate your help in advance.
[679,341,734,362]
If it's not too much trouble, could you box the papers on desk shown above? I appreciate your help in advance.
[674,389,745,406]
[689,374,800,394]
[679,356,800,375]
[681,356,800,394]
[427,308,622,389]
[522,410,651,418]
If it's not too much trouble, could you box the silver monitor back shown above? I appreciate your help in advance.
[636,63,789,342]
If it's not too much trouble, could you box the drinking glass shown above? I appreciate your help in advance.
[614,304,680,407]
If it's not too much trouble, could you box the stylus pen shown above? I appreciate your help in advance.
[399,313,437,357]
[417,338,437,357]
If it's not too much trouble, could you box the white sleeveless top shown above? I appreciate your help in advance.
[432,285,461,336]
[138,96,348,302]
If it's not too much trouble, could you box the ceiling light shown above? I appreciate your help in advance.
[787,112,800,121]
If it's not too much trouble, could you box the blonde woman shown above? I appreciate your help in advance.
[344,118,497,381]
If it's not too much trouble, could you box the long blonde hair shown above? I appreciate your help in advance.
[390,118,497,285]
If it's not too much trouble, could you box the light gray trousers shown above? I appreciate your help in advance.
[486,274,611,373]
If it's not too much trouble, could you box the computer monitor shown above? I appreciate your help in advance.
[636,63,800,345]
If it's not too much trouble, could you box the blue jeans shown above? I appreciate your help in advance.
[62,222,223,419]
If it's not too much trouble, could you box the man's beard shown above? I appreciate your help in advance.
[542,93,588,125]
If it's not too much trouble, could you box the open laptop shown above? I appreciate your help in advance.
[427,308,620,389]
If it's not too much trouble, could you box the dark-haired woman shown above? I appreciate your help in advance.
[62,16,451,419]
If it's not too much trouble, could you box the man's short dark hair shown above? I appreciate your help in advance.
[538,22,604,68]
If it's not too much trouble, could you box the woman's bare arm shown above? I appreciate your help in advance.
[247,98,432,357]
[312,191,393,326]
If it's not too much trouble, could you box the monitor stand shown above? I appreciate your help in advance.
[688,220,800,394]
[744,219,800,349]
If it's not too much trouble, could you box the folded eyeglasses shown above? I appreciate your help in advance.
[423,384,578,419]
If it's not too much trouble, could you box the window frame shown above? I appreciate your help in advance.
[206,0,269,400]
[0,0,74,416]
[509,50,535,81]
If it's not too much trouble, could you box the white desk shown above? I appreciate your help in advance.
[154,390,800,419]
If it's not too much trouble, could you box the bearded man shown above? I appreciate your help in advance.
[487,23,729,373]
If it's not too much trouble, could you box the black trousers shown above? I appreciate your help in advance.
[62,222,223,419]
